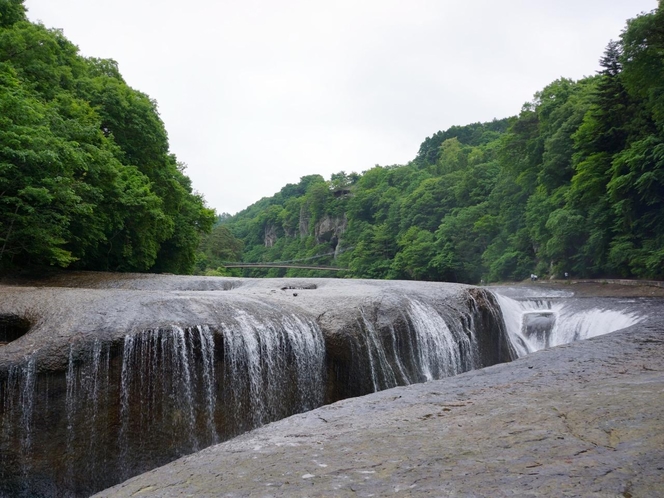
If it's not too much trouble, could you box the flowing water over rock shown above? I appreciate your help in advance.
[96,298,664,498]
[0,275,645,497]
[1,303,327,496]
[491,287,643,356]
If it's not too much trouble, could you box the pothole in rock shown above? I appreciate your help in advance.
[0,314,32,346]
[280,284,318,291]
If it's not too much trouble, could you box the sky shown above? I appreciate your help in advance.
[24,0,658,215]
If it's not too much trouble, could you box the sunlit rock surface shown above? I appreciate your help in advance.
[96,298,664,497]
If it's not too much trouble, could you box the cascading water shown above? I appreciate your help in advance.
[117,325,214,475]
[406,299,476,381]
[493,291,643,356]
[219,311,325,433]
[359,308,398,392]
[0,309,326,497]
[8,359,35,484]
[351,298,482,393]
[0,285,512,497]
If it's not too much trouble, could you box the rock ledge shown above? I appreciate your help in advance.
[97,303,664,498]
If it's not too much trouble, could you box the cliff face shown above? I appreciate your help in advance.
[0,274,512,497]
[264,223,278,247]
[314,215,347,250]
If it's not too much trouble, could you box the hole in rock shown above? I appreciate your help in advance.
[280,284,318,291]
[0,314,32,346]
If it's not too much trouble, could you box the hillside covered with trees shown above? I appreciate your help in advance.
[0,0,214,274]
[200,4,664,283]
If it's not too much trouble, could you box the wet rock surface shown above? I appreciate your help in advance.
[97,302,664,497]
[0,273,501,374]
[0,273,512,496]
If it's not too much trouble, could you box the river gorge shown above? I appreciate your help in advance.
[0,273,661,497]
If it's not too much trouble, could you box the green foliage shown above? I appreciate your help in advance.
[200,5,664,282]
[0,4,213,273]
[195,222,244,275]
[0,0,25,28]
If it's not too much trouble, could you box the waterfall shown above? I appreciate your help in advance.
[114,315,324,479]
[406,299,475,381]
[0,289,506,497]
[0,311,326,496]
[219,310,325,433]
[355,298,481,392]
[117,326,210,475]
[63,339,114,489]
[359,308,398,392]
[0,357,36,495]
[493,293,643,356]
[197,325,218,444]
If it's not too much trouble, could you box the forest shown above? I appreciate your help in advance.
[199,4,664,283]
[0,0,215,274]
[2,0,662,282]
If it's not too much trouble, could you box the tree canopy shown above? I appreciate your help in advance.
[0,1,214,273]
[199,4,664,282]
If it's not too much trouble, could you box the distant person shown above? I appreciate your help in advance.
[564,272,569,280]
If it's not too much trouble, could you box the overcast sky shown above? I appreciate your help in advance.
[25,0,657,215]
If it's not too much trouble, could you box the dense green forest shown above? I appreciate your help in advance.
[199,4,664,283]
[0,0,214,273]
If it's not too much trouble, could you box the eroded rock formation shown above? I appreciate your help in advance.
[0,273,513,497]
[96,305,664,497]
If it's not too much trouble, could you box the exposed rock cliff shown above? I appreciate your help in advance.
[314,215,347,250]
[264,223,278,247]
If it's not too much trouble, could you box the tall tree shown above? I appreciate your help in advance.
[0,3,214,273]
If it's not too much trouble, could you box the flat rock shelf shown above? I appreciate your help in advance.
[96,300,664,498]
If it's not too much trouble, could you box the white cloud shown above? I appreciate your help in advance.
[24,0,658,214]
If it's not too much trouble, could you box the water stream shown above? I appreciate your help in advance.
[492,290,643,356]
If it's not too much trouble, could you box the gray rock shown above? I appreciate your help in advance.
[0,273,511,496]
[96,303,664,497]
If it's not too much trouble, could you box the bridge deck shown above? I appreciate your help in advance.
[223,263,348,271]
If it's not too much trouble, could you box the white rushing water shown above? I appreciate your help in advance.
[6,287,644,496]
[359,298,479,391]
[406,299,474,381]
[221,310,325,428]
[493,292,643,356]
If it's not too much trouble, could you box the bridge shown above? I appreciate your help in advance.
[223,263,348,271]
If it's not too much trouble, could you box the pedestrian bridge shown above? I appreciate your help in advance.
[223,263,348,271]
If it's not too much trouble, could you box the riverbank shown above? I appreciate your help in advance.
[490,279,664,298]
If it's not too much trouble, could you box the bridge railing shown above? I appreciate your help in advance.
[223,263,348,271]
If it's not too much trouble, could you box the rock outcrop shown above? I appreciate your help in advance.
[96,299,664,497]
[0,273,512,497]
[314,215,347,249]
[264,223,278,247]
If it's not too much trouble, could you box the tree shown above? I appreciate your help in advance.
[0,0,25,28]
[0,8,214,273]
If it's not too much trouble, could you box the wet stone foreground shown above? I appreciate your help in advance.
[97,299,664,498]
